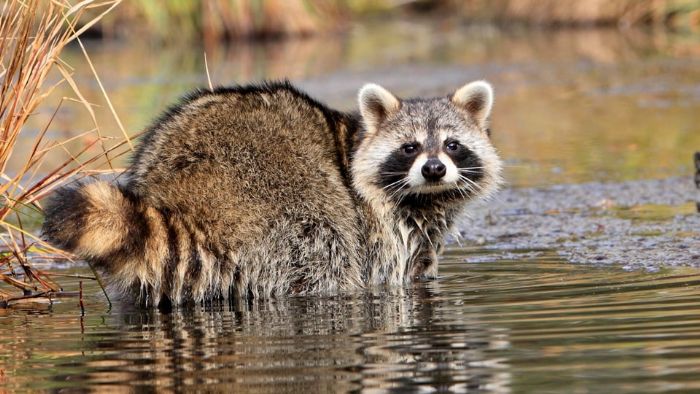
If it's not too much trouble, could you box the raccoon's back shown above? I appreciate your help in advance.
[128,83,357,241]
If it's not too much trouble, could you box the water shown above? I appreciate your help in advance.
[2,249,700,392]
[3,20,700,392]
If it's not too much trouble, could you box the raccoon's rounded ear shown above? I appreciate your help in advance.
[451,80,493,128]
[358,83,400,135]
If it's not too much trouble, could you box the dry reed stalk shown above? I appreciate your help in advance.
[0,0,128,307]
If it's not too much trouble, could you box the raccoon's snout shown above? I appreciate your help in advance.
[421,159,446,182]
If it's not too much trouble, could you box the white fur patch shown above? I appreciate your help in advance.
[407,154,428,187]
[439,152,459,183]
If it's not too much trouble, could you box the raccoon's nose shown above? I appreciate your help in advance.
[421,159,446,182]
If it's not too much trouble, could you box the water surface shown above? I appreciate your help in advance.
[2,249,700,392]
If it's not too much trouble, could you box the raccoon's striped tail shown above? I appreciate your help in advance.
[42,181,168,302]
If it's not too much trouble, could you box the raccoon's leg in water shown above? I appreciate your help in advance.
[694,152,699,213]
[694,152,700,189]
[410,247,439,279]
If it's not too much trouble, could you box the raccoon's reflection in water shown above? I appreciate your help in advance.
[112,285,510,392]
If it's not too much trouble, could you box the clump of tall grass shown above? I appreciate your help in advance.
[0,0,129,306]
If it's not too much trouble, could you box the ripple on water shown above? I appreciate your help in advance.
[2,248,700,392]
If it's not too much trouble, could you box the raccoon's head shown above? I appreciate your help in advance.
[351,81,502,208]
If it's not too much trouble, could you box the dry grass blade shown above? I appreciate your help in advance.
[0,0,124,307]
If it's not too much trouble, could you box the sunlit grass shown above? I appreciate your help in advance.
[0,0,129,306]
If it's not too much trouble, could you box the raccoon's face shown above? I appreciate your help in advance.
[352,81,502,207]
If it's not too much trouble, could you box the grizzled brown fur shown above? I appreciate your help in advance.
[43,81,502,307]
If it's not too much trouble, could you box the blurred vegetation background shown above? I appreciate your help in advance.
[87,0,700,44]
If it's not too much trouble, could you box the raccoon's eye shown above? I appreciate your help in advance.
[401,143,420,156]
[446,141,461,151]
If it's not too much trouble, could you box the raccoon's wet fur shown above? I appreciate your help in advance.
[42,80,502,307]
[694,151,700,189]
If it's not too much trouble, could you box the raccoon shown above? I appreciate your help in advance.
[42,80,502,307]
[695,152,700,213]
[695,151,700,189]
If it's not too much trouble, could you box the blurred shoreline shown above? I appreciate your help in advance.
[73,0,700,44]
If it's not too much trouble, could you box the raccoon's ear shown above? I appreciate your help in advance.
[451,80,493,128]
[358,83,401,135]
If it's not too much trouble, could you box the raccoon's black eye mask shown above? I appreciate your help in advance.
[376,148,419,190]
[451,146,485,182]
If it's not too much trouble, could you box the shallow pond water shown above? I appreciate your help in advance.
[2,248,700,392]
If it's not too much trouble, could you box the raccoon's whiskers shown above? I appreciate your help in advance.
[388,179,412,205]
[388,180,410,201]
[395,188,410,206]
[457,167,484,175]
[454,183,469,199]
[459,176,479,191]
[458,174,482,195]
[383,175,411,201]
[382,177,410,202]
[383,178,409,192]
